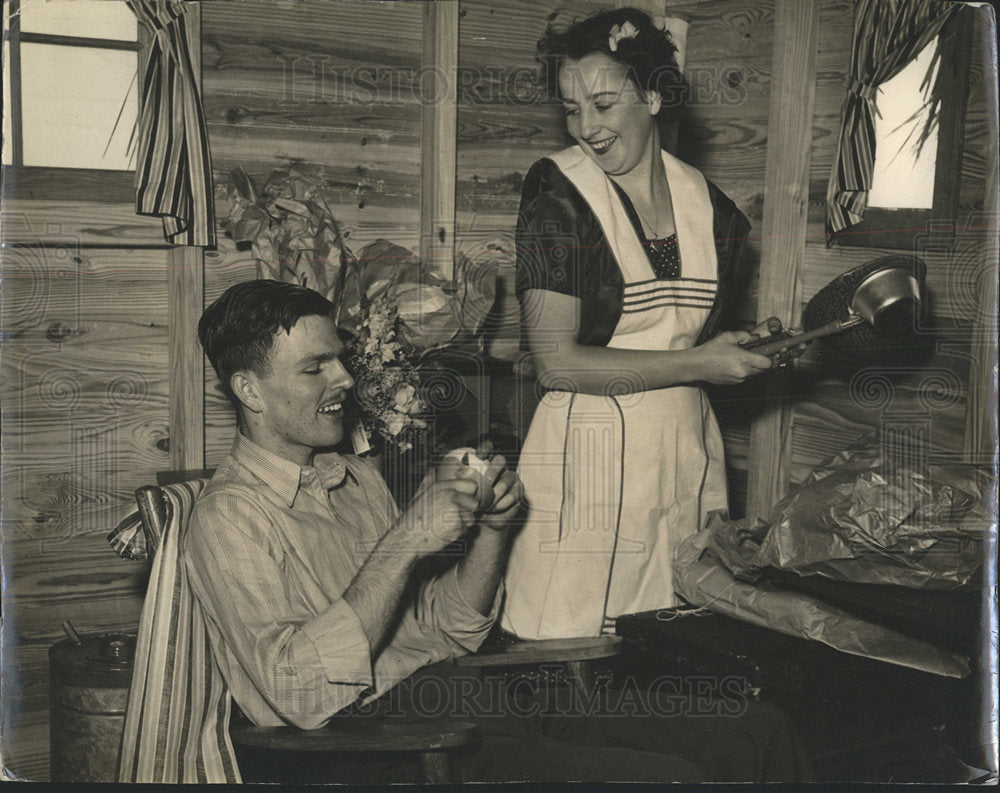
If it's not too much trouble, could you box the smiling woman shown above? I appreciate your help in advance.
[500,7,787,641]
[558,52,663,182]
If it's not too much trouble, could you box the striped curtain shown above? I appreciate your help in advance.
[128,0,215,246]
[825,0,957,240]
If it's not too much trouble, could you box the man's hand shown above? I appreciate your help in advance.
[476,449,524,531]
[462,440,524,530]
[393,477,479,556]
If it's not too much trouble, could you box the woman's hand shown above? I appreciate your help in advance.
[694,331,772,384]
[748,316,809,368]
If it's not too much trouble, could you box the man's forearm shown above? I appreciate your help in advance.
[454,526,509,616]
[341,528,418,654]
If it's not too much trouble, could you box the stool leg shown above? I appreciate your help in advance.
[419,750,452,783]
[566,660,595,700]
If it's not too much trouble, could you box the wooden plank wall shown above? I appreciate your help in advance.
[746,0,818,521]
[199,0,425,466]
[0,231,169,780]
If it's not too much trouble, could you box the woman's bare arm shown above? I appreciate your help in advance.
[521,289,772,395]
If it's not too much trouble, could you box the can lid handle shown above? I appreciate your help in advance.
[62,620,83,646]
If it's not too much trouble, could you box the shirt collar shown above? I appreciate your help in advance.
[231,433,355,508]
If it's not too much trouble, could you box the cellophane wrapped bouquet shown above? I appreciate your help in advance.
[337,240,497,454]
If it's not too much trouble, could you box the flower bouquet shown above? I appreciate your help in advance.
[338,239,498,457]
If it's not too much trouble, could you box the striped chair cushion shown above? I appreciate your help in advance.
[117,479,241,783]
[107,510,147,561]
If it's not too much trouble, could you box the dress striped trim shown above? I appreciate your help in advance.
[127,0,215,247]
[118,479,241,784]
[599,398,627,630]
[623,279,716,314]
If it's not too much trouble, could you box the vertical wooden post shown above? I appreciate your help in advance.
[745,0,819,522]
[420,1,459,281]
[168,247,205,470]
[7,0,24,165]
[963,10,999,465]
[167,4,205,471]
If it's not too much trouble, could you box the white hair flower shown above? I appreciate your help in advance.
[608,20,639,52]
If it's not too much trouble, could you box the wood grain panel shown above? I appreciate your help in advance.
[2,167,134,204]
[168,247,205,470]
[1,248,170,541]
[201,0,422,60]
[203,0,425,258]
[1,717,49,782]
[420,1,459,279]
[789,347,971,483]
[800,242,991,323]
[1,200,167,247]
[1,246,169,781]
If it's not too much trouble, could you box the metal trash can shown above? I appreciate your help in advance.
[49,632,135,783]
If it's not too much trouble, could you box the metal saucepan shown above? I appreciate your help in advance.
[743,255,926,358]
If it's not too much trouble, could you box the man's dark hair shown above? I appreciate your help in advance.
[538,7,688,118]
[198,279,336,406]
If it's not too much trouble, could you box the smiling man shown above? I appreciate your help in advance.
[188,280,518,732]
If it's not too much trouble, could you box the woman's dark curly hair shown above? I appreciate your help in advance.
[538,8,687,119]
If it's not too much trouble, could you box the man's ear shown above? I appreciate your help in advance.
[646,90,662,117]
[231,371,264,415]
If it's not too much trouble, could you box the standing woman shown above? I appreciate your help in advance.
[502,8,782,639]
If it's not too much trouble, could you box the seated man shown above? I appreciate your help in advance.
[186,279,812,784]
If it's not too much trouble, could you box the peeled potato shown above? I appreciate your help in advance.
[439,447,495,512]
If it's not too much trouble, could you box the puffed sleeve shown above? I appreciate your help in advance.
[515,158,603,298]
[696,179,753,344]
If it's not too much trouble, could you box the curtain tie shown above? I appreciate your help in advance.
[847,77,879,101]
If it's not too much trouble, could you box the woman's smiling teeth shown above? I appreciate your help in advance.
[590,136,617,154]
[318,401,343,416]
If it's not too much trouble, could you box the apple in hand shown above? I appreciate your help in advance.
[439,447,495,512]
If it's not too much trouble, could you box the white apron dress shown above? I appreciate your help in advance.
[501,147,729,639]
